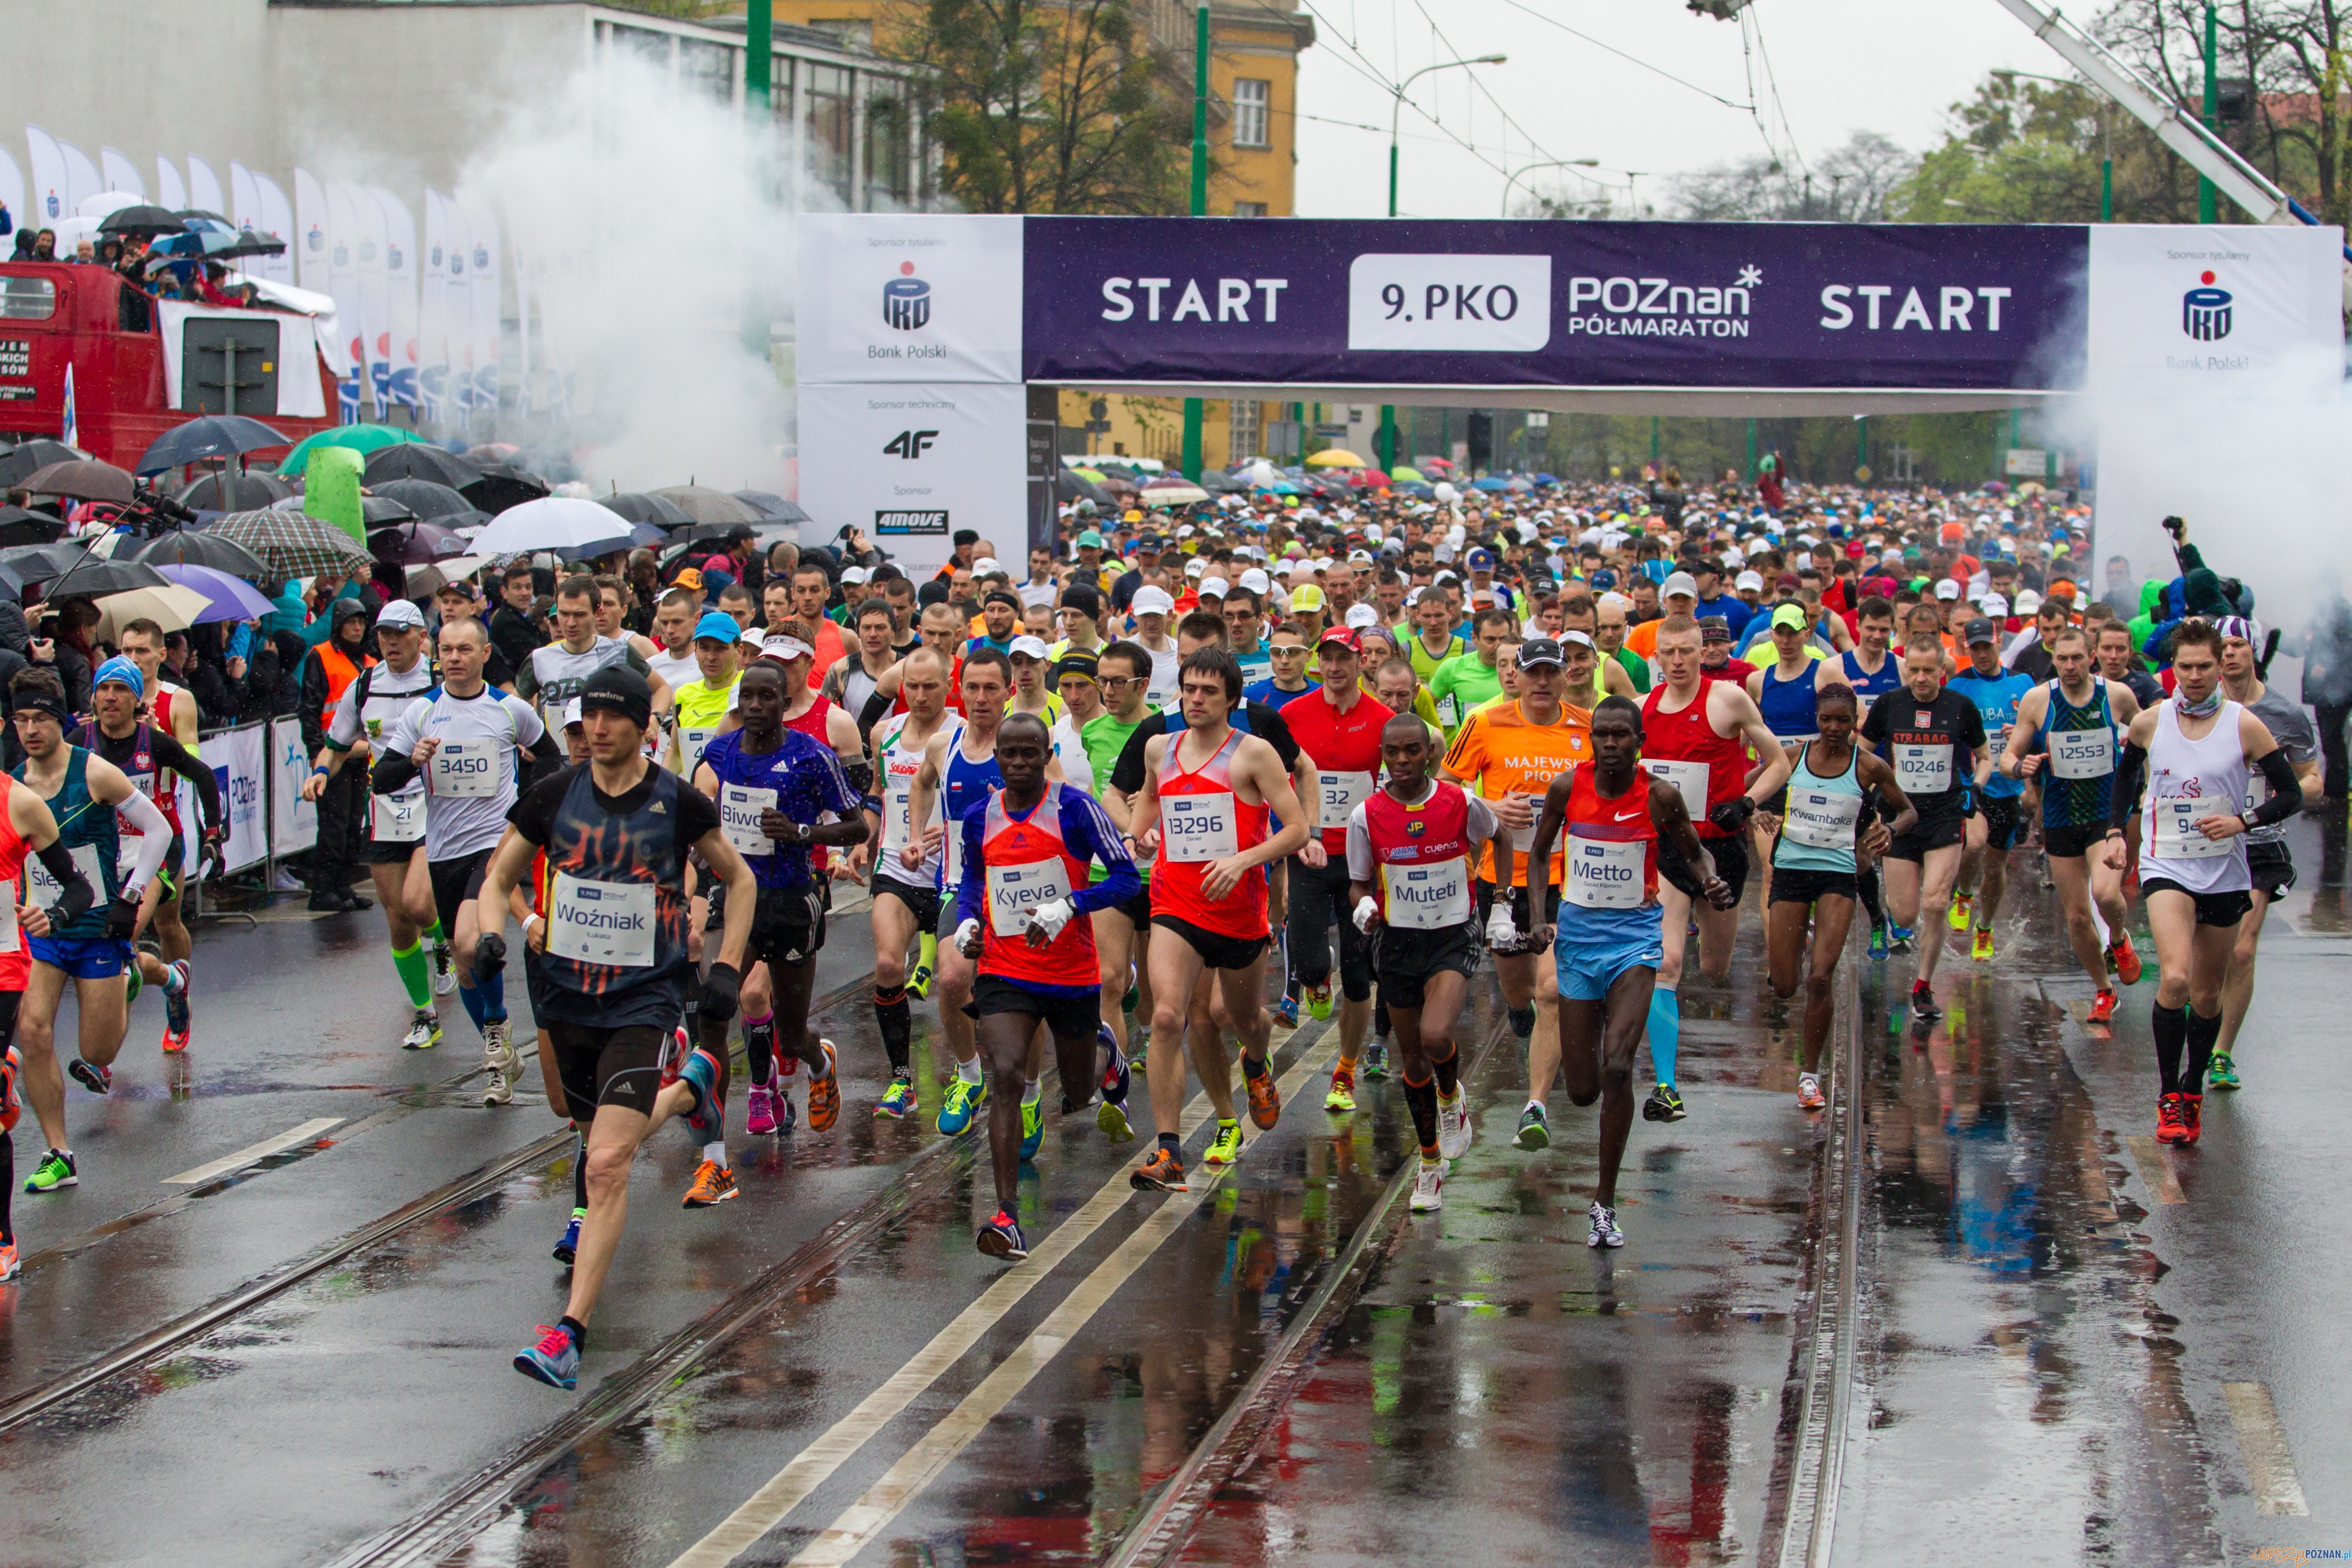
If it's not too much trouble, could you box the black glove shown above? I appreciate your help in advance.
[104,896,139,940]
[1708,795,1758,832]
[699,961,741,1024]
[200,826,227,881]
[473,931,508,978]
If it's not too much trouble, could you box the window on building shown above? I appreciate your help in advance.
[606,22,673,73]
[679,38,736,101]
[1232,200,1267,218]
[865,82,911,208]
[805,64,854,202]
[1230,399,1261,458]
[1232,78,1271,148]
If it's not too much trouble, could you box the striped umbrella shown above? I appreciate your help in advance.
[205,508,374,580]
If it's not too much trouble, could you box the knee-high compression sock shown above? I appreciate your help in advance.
[916,929,938,976]
[1,1129,14,1245]
[2151,1003,2187,1095]
[873,986,911,1075]
[2184,1006,2222,1095]
[1429,1040,1461,1098]
[424,920,448,949]
[742,1009,776,1085]
[571,1131,588,1211]
[390,940,433,1010]
[458,980,488,1033]
[1647,987,1681,1089]
[476,968,506,1022]
[1373,994,1391,1041]
[1857,866,1885,928]
[1401,1073,1440,1156]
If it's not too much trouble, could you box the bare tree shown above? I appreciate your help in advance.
[1664,131,1917,221]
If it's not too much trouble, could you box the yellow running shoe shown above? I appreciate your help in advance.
[1971,925,1995,962]
[1323,1068,1356,1114]
[1948,891,1973,931]
[1202,1118,1245,1166]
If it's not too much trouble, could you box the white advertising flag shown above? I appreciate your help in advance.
[187,156,225,220]
[346,182,391,419]
[293,168,328,296]
[419,190,450,425]
[325,181,367,422]
[457,191,500,429]
[58,138,100,215]
[99,147,144,202]
[0,148,23,237]
[368,186,420,412]
[255,173,294,285]
[24,126,66,225]
[442,197,473,420]
[229,161,260,275]
[154,155,187,212]
[513,236,532,417]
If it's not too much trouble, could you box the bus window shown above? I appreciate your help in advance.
[1,277,57,321]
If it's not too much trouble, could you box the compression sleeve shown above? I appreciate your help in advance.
[154,730,222,833]
[2247,747,2305,828]
[856,688,894,741]
[373,698,424,793]
[35,839,95,927]
[118,786,173,894]
[2108,740,2148,834]
[1345,804,1374,882]
[1063,789,1140,915]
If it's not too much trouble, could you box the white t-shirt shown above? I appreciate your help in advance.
[382,685,548,861]
[646,645,699,696]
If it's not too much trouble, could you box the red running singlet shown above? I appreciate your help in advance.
[1151,727,1269,939]
[976,783,1097,985]
[1641,684,1748,840]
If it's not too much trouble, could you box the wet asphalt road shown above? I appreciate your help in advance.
[0,807,2344,1566]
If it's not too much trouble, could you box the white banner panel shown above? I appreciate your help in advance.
[797,214,1024,384]
[201,724,270,875]
[797,381,1029,574]
[269,717,319,857]
[2086,224,2343,403]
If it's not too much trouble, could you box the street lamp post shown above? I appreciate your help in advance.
[1181,2,1210,481]
[1500,157,1601,217]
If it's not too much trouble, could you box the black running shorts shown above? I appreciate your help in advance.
[427,848,495,935]
[872,873,941,935]
[2140,877,2252,928]
[546,1020,668,1116]
[2247,841,2296,899]
[1150,914,1268,972]
[973,973,1102,1040]
[1658,829,1751,904]
[1769,865,1860,905]
[1371,922,1480,1008]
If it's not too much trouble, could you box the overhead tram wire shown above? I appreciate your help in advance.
[1489,0,1755,113]
[1402,0,1582,183]
[1740,5,1809,182]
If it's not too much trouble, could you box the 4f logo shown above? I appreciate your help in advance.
[883,429,939,460]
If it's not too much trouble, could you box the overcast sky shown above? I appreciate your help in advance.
[1284,0,2063,219]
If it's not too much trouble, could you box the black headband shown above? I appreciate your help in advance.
[15,689,72,727]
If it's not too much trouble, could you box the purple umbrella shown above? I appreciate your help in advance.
[156,562,277,623]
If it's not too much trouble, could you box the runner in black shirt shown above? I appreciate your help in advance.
[1860,639,1989,1023]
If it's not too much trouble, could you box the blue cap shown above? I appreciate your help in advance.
[1466,547,1495,570]
[693,611,741,644]
[94,656,143,698]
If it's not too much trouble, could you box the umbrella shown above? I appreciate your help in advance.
[359,495,422,528]
[1471,476,1512,492]
[461,444,518,464]
[143,229,286,269]
[0,441,84,488]
[1,541,96,580]
[43,557,171,600]
[470,496,636,556]
[650,485,760,526]
[367,478,474,521]
[1069,467,1108,483]
[97,204,185,238]
[207,508,375,578]
[0,507,67,547]
[170,210,234,232]
[134,414,293,476]
[458,463,549,515]
[91,584,213,642]
[1386,465,1424,482]
[151,565,275,622]
[732,489,808,524]
[1097,475,1140,497]
[0,558,23,597]
[22,459,135,504]
[405,556,486,597]
[1395,481,1436,498]
[1348,469,1392,488]
[1057,471,1113,506]
[1142,484,1210,506]
[1306,449,1366,468]
[368,520,472,564]
[276,424,426,475]
[601,491,693,528]
[125,529,273,577]
[177,470,292,511]
[361,444,480,489]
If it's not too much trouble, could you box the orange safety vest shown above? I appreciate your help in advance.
[316,641,374,706]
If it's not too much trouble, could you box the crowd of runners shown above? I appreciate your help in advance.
[0,471,2329,1398]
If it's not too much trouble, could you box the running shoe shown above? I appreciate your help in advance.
[2155,1092,2188,1144]
[1362,1040,1388,1079]
[1272,995,1299,1030]
[1507,1005,1537,1040]
[907,960,934,1002]
[1243,1060,1281,1129]
[1588,1200,1625,1248]
[1131,1145,1187,1191]
[0,1239,18,1284]
[976,1209,1030,1261]
[2176,1092,2204,1145]
[682,1160,738,1207]
[67,1059,111,1096]
[1409,1157,1445,1213]
[514,1323,580,1390]
[875,1075,918,1119]
[125,963,141,1008]
[1203,1119,1246,1165]
[402,1010,442,1052]
[1019,1096,1044,1161]
[1437,1087,1472,1160]
[482,1065,514,1107]
[432,939,457,996]
[24,1148,74,1193]
[1910,980,1941,1021]
[1796,1073,1827,1111]
[485,1017,518,1074]
[160,961,191,1054]
[2109,932,2144,985]
[1971,925,1996,963]
[745,1082,779,1136]
[1643,1085,1686,1123]
[806,1040,841,1132]
[1513,1103,1550,1151]
[2207,1052,2241,1092]
[1948,892,1972,931]
[937,1076,986,1135]
[1867,922,1889,962]
[552,1208,584,1266]
[1304,979,1334,1022]
[2088,988,2118,1027]
[1099,1023,1130,1102]
[1096,1095,1134,1143]
[1886,924,1915,955]
[1323,1068,1356,1114]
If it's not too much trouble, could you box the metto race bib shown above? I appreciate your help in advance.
[987,858,1073,936]
[1384,856,1470,929]
[548,873,657,967]
[1894,743,1953,793]
[1565,835,1645,910]
[2049,726,2114,779]
[1782,789,1862,850]
[370,792,426,843]
[1163,793,1237,862]
[430,739,497,798]
[1643,758,1708,817]
[2151,798,2233,860]
[721,784,778,858]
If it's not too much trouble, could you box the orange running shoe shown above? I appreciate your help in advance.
[1244,1059,1281,1130]
[1130,1145,1186,1191]
[682,1160,739,1207]
[2176,1092,2202,1145]
[2154,1093,2187,1144]
[805,1039,841,1131]
[2088,988,2118,1026]
[2109,932,2143,986]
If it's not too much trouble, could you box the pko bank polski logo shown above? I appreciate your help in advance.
[2183,270,2232,341]
[884,262,932,331]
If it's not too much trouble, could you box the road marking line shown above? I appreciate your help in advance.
[667,1030,1333,1568]
[162,1118,345,1186]
[2222,1382,2309,1516]
[2123,1135,2186,1205]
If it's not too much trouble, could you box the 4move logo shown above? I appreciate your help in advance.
[2183,269,2232,341]
[884,261,932,330]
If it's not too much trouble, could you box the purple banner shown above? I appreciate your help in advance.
[1021,218,2088,392]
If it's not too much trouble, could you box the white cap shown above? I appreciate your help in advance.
[1238,568,1271,594]
[765,634,817,662]
[1736,569,1765,591]
[1010,634,1051,660]
[2014,588,2044,612]
[562,697,584,729]
[1934,578,1961,599]
[1345,602,1379,630]
[1184,557,1206,577]
[1198,576,1230,598]
[1348,548,1374,565]
[1721,547,1746,568]
[1661,571,1699,599]
[972,556,1001,575]
[1177,525,1196,538]
[376,599,427,629]
[1131,585,1176,616]
[1981,592,2010,616]
[841,565,870,585]
[1311,556,1334,573]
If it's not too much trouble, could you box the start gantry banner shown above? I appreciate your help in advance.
[796,214,2343,400]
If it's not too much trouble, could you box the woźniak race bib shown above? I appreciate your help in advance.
[549,873,657,967]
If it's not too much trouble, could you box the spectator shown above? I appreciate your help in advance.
[297,599,376,911]
[488,562,542,678]
[2301,566,2352,800]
